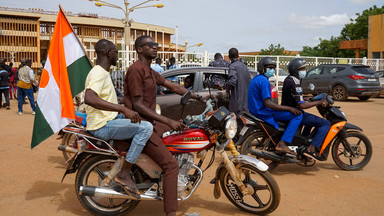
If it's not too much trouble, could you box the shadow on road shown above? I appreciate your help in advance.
[269,162,340,176]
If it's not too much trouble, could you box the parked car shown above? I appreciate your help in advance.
[301,64,381,101]
[156,67,278,120]
[376,70,384,96]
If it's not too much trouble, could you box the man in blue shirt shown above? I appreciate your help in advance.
[248,57,303,154]
[151,57,164,73]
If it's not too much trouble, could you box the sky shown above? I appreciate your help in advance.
[2,0,383,53]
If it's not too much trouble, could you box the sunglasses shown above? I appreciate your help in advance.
[139,41,159,48]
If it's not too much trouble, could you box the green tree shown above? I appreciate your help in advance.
[301,4,384,58]
[340,5,384,40]
[260,44,288,55]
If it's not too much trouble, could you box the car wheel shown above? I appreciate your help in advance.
[357,96,371,101]
[332,85,348,101]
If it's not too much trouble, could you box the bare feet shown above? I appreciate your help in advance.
[275,140,296,155]
[114,162,140,197]
[307,145,315,153]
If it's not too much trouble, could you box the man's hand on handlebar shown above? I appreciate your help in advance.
[167,119,187,131]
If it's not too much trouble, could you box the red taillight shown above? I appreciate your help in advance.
[348,75,366,80]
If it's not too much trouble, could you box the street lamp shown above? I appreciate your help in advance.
[89,0,163,59]
[185,42,203,51]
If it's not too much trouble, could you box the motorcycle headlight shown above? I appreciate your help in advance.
[225,117,237,139]
[156,104,161,115]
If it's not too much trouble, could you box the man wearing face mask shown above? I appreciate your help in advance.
[248,57,303,155]
[282,58,330,161]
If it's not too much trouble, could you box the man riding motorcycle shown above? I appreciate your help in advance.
[84,39,153,198]
[282,58,331,161]
[247,57,303,155]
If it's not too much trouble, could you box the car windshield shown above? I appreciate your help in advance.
[352,66,375,74]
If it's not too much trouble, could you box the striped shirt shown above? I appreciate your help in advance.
[85,65,118,130]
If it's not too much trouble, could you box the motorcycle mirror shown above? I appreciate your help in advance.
[180,90,191,105]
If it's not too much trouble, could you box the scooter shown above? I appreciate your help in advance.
[238,93,372,171]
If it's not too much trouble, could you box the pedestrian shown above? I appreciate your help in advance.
[0,63,11,109]
[8,62,17,100]
[151,57,164,73]
[220,48,251,115]
[166,57,178,70]
[208,53,230,67]
[124,35,205,216]
[16,59,36,115]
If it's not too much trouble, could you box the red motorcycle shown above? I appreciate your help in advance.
[59,91,280,215]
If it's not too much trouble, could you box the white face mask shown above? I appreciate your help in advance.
[298,70,307,79]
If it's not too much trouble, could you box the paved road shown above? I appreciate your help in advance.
[1,97,383,216]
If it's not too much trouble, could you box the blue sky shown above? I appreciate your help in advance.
[2,0,383,53]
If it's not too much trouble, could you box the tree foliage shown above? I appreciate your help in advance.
[300,4,384,58]
[259,44,291,55]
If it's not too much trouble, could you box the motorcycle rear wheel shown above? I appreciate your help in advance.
[75,155,141,216]
[240,132,279,171]
[331,131,372,171]
[219,164,280,215]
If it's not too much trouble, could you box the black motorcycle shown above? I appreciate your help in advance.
[237,93,372,171]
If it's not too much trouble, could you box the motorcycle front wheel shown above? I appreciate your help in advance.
[75,155,141,216]
[219,164,280,215]
[331,131,372,171]
[240,132,279,170]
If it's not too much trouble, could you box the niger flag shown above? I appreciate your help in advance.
[31,6,92,148]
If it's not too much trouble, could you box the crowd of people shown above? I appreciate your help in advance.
[0,58,41,116]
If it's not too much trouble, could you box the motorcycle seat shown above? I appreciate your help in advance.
[243,112,287,132]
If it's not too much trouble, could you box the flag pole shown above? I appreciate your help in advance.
[58,4,93,66]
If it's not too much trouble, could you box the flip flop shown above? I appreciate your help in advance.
[275,146,297,155]
[114,178,140,199]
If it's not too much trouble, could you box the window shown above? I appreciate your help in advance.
[162,73,194,94]
[307,67,322,77]
[202,73,227,90]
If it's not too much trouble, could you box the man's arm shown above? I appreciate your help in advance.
[84,89,141,123]
[132,95,185,131]
[264,99,302,116]
[162,79,204,101]
[298,100,327,109]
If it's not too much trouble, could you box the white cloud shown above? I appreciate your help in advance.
[289,13,351,29]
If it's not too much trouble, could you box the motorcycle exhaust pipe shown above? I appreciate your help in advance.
[251,149,300,163]
[79,186,161,201]
[58,145,78,153]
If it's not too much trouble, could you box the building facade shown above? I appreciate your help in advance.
[0,7,181,69]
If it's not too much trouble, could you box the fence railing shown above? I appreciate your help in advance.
[86,48,384,92]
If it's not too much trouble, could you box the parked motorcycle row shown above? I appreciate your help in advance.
[57,81,372,215]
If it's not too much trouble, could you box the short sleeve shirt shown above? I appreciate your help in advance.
[124,60,165,121]
[281,75,305,109]
[85,65,118,130]
[248,74,278,129]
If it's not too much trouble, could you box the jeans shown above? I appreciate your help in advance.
[301,112,331,148]
[17,87,36,112]
[0,89,10,107]
[91,114,153,164]
[272,111,303,143]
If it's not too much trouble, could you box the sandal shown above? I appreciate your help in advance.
[275,146,296,155]
[114,177,140,199]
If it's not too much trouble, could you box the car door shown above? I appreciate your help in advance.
[301,66,323,94]
[157,72,198,120]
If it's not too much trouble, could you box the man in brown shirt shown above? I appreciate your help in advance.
[124,35,204,216]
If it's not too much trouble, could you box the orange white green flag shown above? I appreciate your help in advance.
[31,6,92,149]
